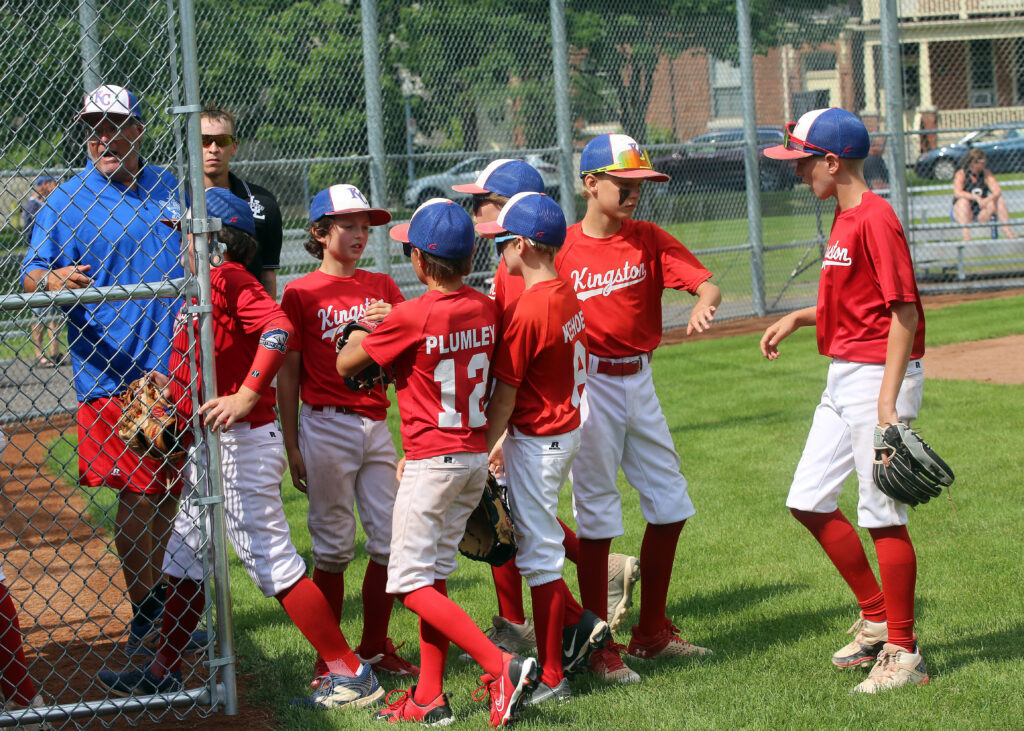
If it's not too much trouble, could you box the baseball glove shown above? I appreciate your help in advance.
[335,320,392,392]
[872,422,954,507]
[458,473,518,567]
[116,376,185,461]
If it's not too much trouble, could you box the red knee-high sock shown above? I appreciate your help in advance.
[276,577,361,676]
[492,557,526,624]
[869,525,917,651]
[412,579,448,705]
[151,576,204,678]
[312,567,345,625]
[559,520,580,564]
[358,560,396,656]
[637,521,684,634]
[0,584,35,706]
[561,582,584,626]
[402,584,503,677]
[791,509,887,622]
[577,538,611,621]
[530,580,566,687]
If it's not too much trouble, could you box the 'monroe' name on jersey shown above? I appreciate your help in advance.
[425,325,496,355]
[562,310,586,343]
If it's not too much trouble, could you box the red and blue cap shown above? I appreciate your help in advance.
[579,134,669,181]
[451,159,545,197]
[78,84,143,122]
[389,198,475,259]
[309,184,391,225]
[475,192,566,248]
[764,107,869,160]
[205,187,255,235]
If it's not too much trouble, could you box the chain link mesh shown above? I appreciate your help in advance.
[3,0,1022,725]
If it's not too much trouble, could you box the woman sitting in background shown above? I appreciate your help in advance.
[951,148,1014,241]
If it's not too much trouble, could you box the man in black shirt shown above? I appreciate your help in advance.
[201,106,283,298]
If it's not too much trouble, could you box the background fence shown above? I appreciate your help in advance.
[2,0,1023,725]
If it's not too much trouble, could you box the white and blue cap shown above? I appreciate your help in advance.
[579,133,669,181]
[451,158,545,197]
[389,198,474,259]
[79,84,143,122]
[309,184,391,226]
[475,192,566,248]
[764,107,869,160]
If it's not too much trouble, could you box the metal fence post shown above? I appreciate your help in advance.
[880,0,909,228]
[361,0,390,273]
[178,0,238,716]
[738,0,766,316]
[77,0,101,91]
[550,0,576,223]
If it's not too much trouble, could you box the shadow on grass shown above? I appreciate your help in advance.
[927,621,1024,672]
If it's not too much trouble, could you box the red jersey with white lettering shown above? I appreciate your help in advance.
[554,219,712,358]
[489,258,525,314]
[281,268,404,420]
[362,286,498,459]
[492,278,588,436]
[167,261,285,425]
[817,191,925,363]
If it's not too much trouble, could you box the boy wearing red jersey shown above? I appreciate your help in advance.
[477,192,610,705]
[99,189,384,710]
[557,134,720,683]
[279,184,417,680]
[337,199,539,726]
[761,108,929,694]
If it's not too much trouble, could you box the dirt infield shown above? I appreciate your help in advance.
[1,421,270,729]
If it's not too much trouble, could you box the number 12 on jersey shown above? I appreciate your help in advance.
[434,353,490,428]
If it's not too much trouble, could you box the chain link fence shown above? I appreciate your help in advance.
[3,0,1022,725]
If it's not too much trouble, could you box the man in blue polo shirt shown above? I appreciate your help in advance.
[21,83,184,655]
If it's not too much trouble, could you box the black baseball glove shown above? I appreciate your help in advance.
[872,422,955,507]
[458,473,518,567]
[335,320,392,392]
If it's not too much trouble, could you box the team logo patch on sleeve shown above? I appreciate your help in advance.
[259,328,289,353]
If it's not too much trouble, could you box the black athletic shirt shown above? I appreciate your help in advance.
[228,172,283,281]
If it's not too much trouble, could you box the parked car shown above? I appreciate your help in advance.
[403,155,559,209]
[914,122,1024,181]
[652,127,797,193]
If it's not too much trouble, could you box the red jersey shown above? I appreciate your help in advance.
[281,269,404,420]
[167,261,285,425]
[492,278,588,436]
[554,219,712,358]
[490,258,525,314]
[362,286,498,459]
[817,191,925,363]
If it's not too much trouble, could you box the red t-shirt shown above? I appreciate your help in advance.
[817,191,925,363]
[167,261,285,425]
[281,268,404,420]
[362,286,499,459]
[490,258,525,314]
[492,278,588,436]
[554,219,712,358]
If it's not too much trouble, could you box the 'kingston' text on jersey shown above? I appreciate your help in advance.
[568,260,648,301]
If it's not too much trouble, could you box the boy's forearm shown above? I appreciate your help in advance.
[485,380,518,451]
[695,280,722,308]
[277,351,301,450]
[878,301,918,424]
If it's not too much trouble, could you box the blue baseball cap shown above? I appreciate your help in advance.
[206,187,255,235]
[389,198,474,259]
[764,107,869,160]
[34,175,55,186]
[309,184,391,225]
[476,192,566,248]
[579,134,669,182]
[78,84,143,122]
[451,159,545,197]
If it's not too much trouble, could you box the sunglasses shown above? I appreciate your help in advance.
[581,146,654,176]
[493,234,517,257]
[472,194,498,214]
[783,123,832,155]
[201,134,236,148]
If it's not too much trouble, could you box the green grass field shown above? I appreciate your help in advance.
[53,295,1024,729]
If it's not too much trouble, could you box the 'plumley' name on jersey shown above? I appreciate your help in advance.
[319,299,378,341]
[822,241,853,268]
[562,310,586,343]
[425,325,496,355]
[567,260,648,301]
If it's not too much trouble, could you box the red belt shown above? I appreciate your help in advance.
[594,355,648,377]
